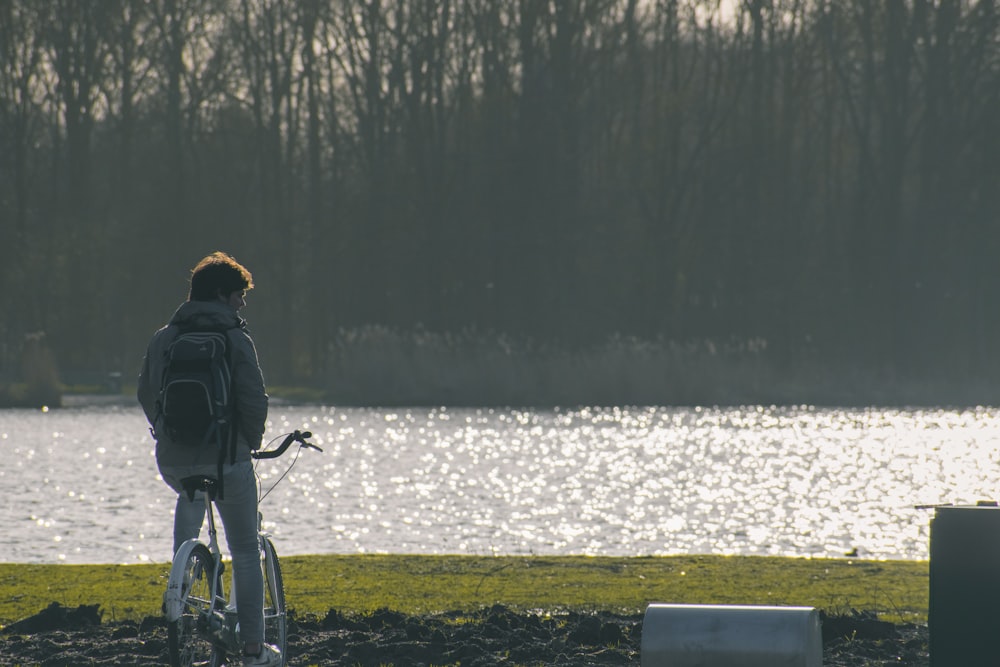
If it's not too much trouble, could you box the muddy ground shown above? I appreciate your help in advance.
[0,603,928,666]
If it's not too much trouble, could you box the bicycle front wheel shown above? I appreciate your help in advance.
[167,543,222,667]
[262,537,287,663]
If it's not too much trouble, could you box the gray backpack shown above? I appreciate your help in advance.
[158,327,235,452]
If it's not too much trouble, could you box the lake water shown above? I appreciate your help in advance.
[2,402,997,565]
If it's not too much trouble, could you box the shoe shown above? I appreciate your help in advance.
[243,643,282,667]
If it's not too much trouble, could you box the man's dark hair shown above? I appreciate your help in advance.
[188,251,254,302]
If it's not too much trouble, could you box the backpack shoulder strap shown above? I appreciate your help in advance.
[219,325,241,466]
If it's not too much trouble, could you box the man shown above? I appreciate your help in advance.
[137,251,279,666]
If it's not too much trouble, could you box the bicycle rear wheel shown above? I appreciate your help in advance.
[261,537,287,663]
[167,543,223,667]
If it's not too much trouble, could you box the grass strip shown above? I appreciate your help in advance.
[0,554,929,628]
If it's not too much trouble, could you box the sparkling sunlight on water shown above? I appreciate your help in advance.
[3,403,998,563]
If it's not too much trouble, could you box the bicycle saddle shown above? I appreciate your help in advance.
[180,475,220,501]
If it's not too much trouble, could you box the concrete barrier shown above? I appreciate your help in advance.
[641,603,822,667]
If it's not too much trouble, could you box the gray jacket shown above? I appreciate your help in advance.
[137,300,269,468]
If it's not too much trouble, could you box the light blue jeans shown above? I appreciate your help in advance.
[160,461,265,645]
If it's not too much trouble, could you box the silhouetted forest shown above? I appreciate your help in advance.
[1,0,998,405]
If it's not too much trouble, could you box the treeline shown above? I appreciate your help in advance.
[1,0,998,401]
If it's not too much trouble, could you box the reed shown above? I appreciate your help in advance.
[320,326,980,406]
[324,326,778,406]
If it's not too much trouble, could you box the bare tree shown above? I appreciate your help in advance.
[231,0,318,378]
[0,0,46,369]
[148,0,230,236]
[39,0,114,368]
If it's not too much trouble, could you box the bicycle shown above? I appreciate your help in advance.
[163,429,322,667]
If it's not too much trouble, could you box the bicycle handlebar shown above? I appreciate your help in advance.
[251,429,323,460]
